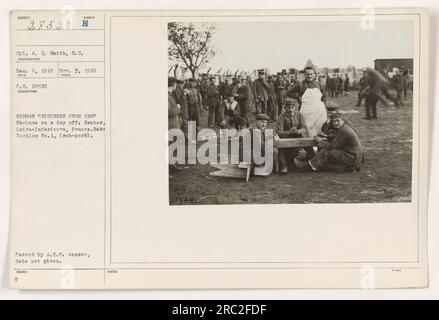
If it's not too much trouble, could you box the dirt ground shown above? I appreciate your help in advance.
[169,90,413,205]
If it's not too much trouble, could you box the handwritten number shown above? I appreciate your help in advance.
[28,20,35,30]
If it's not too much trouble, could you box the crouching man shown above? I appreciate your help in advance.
[294,112,363,172]
[218,93,247,130]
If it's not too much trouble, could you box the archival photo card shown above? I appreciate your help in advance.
[9,8,429,289]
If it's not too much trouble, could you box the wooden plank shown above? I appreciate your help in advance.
[209,166,248,179]
[238,162,252,169]
[276,138,316,148]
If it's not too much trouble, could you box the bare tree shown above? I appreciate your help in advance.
[168,22,217,78]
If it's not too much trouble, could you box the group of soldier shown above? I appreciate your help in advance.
[169,64,412,134]
[325,74,350,98]
[168,70,305,133]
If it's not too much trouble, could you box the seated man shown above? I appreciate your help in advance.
[251,113,275,176]
[274,98,304,174]
[294,112,363,172]
[218,94,246,130]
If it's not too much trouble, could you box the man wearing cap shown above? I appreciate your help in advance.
[295,113,363,172]
[173,79,188,136]
[253,70,269,115]
[274,98,304,174]
[168,77,181,130]
[186,78,202,130]
[206,76,221,128]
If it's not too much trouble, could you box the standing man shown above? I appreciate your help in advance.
[392,69,404,106]
[343,74,350,96]
[402,69,410,100]
[286,66,327,158]
[328,75,337,98]
[168,77,181,130]
[199,74,209,109]
[186,78,202,131]
[266,75,278,122]
[206,76,221,127]
[274,72,286,116]
[173,79,188,136]
[253,70,269,115]
[336,76,343,97]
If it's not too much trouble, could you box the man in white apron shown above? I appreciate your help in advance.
[286,66,327,160]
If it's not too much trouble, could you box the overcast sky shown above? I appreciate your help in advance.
[197,20,414,74]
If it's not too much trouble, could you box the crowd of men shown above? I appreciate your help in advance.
[325,74,350,98]
[168,66,368,174]
[168,69,305,133]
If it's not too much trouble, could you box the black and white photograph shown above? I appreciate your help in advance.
[168,19,415,205]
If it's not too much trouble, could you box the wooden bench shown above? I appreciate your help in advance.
[276,137,316,148]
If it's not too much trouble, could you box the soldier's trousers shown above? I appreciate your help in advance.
[255,100,267,114]
[278,148,299,170]
[395,88,403,105]
[267,97,278,120]
[309,148,356,170]
[188,103,200,129]
[180,118,188,137]
[208,102,220,127]
[365,94,379,118]
[357,88,366,106]
[238,102,250,127]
